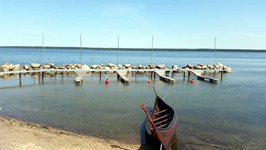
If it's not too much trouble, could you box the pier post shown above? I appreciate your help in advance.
[188,71,191,81]
[220,71,223,81]
[19,73,22,87]
[117,72,119,80]
[41,72,44,84]
[38,72,41,84]
[100,71,102,81]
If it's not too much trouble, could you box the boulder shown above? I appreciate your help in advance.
[24,65,29,70]
[118,64,123,69]
[31,63,41,68]
[2,64,14,71]
[138,65,144,69]
[124,64,131,68]
[107,63,116,68]
[0,68,8,72]
[82,64,90,70]
[225,67,232,73]
[149,64,156,69]
[48,63,55,68]
[194,66,201,69]
[187,64,194,69]
[172,65,178,70]
[13,64,20,71]
[201,65,207,69]
[156,64,165,69]
[43,64,51,69]
[91,65,98,69]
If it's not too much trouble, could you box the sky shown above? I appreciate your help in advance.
[0,0,266,49]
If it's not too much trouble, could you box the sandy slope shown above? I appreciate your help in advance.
[0,116,139,150]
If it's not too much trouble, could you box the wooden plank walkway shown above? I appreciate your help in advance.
[191,70,218,83]
[155,71,175,83]
[116,70,130,83]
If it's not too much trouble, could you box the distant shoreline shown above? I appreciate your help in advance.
[1,46,266,52]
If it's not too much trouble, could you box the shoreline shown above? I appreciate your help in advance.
[0,116,139,150]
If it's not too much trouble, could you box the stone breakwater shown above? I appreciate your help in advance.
[0,63,232,73]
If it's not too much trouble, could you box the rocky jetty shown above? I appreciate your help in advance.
[181,63,232,73]
[0,62,232,74]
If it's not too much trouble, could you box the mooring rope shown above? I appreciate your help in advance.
[163,83,172,100]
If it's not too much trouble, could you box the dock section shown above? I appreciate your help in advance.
[74,71,87,84]
[155,71,175,83]
[116,70,130,83]
[191,70,218,83]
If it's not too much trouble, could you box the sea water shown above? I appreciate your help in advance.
[0,48,266,149]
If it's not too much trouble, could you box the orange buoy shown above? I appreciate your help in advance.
[148,79,152,84]
[105,78,109,84]
[191,79,195,84]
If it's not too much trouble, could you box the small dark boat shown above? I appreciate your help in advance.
[141,87,178,150]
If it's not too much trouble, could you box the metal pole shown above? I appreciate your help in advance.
[214,37,216,64]
[151,36,153,65]
[80,34,82,64]
[42,33,44,64]
[117,36,119,66]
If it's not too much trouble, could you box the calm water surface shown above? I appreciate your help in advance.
[0,48,266,149]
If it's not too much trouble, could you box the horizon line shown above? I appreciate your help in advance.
[1,46,266,52]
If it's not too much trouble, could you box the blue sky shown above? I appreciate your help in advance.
[0,0,266,49]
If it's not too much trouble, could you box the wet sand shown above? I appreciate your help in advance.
[0,116,139,150]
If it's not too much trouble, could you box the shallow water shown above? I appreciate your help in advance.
[1,48,266,149]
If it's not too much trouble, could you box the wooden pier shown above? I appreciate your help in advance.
[74,71,87,84]
[190,70,218,83]
[0,68,227,86]
[154,71,175,83]
[116,70,130,83]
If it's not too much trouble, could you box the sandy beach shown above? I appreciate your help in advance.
[0,116,139,150]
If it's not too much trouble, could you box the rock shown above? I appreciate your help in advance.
[82,64,90,70]
[118,64,123,69]
[43,64,51,69]
[33,67,40,70]
[0,68,8,72]
[201,65,207,69]
[48,63,55,68]
[59,66,66,69]
[187,64,194,69]
[207,65,214,70]
[91,65,98,69]
[156,64,165,69]
[13,64,20,71]
[2,64,14,71]
[54,66,59,69]
[149,64,156,69]
[194,66,201,69]
[225,67,232,73]
[24,65,29,70]
[77,64,82,68]
[138,65,144,69]
[31,63,41,68]
[124,64,131,68]
[181,66,187,69]
[172,65,178,70]
[107,63,116,68]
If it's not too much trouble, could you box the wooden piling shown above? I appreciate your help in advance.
[41,72,44,84]
[19,73,22,86]
[220,71,223,81]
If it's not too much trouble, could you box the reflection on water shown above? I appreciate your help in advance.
[0,72,265,149]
